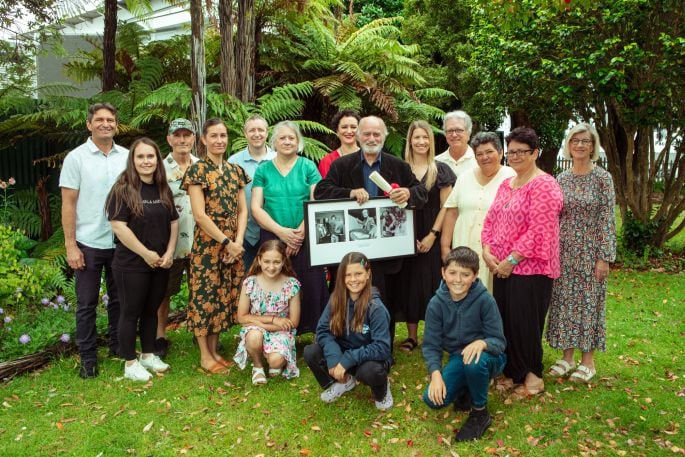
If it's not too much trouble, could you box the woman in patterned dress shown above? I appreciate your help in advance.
[251,121,329,333]
[546,123,616,383]
[481,127,563,397]
[234,240,301,384]
[183,118,249,373]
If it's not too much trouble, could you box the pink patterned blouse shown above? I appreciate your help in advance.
[481,173,563,278]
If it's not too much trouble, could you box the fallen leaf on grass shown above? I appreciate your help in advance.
[310,426,321,432]
[143,421,154,432]
[56,422,64,430]
[299,449,312,456]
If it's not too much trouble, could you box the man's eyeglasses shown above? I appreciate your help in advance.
[570,139,592,146]
[507,149,534,157]
[445,128,466,136]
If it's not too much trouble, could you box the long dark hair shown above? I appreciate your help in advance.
[246,240,296,278]
[329,252,372,336]
[106,137,174,218]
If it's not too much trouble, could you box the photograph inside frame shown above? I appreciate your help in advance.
[305,197,416,266]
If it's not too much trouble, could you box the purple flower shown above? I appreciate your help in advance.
[60,333,70,343]
[4,316,11,323]
[19,334,30,344]
[41,298,50,305]
[56,295,65,304]
[0,308,3,314]
[102,294,109,301]
[51,302,59,310]
[62,304,70,312]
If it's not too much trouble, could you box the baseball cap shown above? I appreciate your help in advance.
[168,118,195,134]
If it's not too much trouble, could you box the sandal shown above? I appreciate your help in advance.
[511,382,545,399]
[495,377,515,392]
[268,368,282,378]
[548,359,575,377]
[399,338,418,352]
[201,362,227,374]
[252,367,267,385]
[569,365,596,383]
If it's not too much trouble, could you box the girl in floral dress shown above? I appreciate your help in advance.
[234,240,301,384]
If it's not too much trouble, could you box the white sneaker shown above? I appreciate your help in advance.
[321,376,356,403]
[124,360,152,382]
[140,354,170,373]
[375,381,393,411]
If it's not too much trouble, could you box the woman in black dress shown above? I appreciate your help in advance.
[394,120,455,352]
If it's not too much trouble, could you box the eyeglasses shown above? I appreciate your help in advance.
[570,139,592,146]
[445,128,466,136]
[507,149,534,157]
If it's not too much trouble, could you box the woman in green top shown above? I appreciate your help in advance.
[252,121,329,333]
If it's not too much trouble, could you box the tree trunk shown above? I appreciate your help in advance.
[190,0,206,157]
[236,0,256,102]
[36,176,52,241]
[102,0,117,92]
[219,0,236,95]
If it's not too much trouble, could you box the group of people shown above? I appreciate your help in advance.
[60,103,615,442]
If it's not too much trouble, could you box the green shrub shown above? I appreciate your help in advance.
[620,210,659,256]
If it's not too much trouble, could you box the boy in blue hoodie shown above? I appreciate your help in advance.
[422,246,507,441]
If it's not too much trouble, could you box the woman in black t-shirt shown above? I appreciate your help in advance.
[106,137,179,382]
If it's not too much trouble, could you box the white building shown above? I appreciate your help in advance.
[36,0,190,98]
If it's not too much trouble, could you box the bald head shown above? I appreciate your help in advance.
[357,116,387,156]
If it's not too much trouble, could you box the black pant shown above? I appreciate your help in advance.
[493,274,552,383]
[303,343,389,401]
[114,268,169,361]
[75,243,120,363]
[372,259,402,350]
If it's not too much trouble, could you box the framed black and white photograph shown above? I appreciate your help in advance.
[304,198,415,267]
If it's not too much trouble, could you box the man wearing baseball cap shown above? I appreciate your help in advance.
[155,118,199,357]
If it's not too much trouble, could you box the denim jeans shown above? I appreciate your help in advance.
[423,351,506,409]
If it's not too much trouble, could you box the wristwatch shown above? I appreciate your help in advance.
[506,254,519,265]
[221,237,230,247]
[430,229,440,237]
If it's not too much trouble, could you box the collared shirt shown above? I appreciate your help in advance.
[163,152,199,259]
[360,151,382,196]
[435,146,477,178]
[59,137,129,249]
[228,147,276,245]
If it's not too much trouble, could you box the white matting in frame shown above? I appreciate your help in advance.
[305,197,416,267]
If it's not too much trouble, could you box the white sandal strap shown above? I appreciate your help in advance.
[549,359,574,375]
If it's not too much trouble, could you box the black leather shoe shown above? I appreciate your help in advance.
[455,407,492,441]
[79,361,98,379]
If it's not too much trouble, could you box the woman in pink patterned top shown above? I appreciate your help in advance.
[481,127,563,397]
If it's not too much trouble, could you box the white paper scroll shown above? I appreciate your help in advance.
[369,171,407,208]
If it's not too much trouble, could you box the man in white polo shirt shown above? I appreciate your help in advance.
[60,103,129,378]
[435,110,477,178]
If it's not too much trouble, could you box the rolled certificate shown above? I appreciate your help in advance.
[369,171,407,208]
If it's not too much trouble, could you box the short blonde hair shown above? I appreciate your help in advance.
[563,123,601,161]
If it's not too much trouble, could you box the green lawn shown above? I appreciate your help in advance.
[0,270,683,456]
